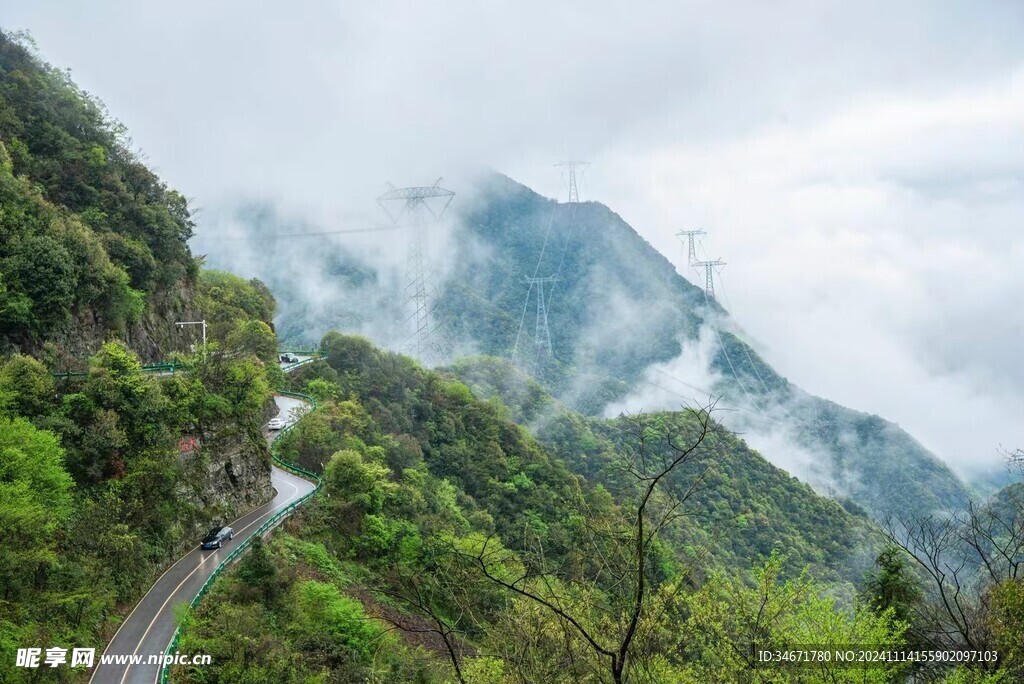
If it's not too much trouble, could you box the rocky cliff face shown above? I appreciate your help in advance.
[37,279,201,370]
[175,398,278,541]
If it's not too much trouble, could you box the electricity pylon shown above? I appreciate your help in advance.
[377,178,455,363]
[676,229,706,266]
[524,275,559,376]
[693,258,726,298]
[553,161,589,203]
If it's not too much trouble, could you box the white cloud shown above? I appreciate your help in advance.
[596,70,1024,476]
[3,1,1022,476]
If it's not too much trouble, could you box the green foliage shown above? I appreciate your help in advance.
[480,379,869,580]
[0,31,196,350]
[860,545,923,628]
[0,327,279,677]
[175,333,916,683]
[0,35,297,681]
[197,270,276,344]
[676,554,907,683]
[291,580,381,657]
[0,417,73,596]
[274,398,378,472]
[324,448,394,516]
[0,353,54,418]
[988,579,1024,679]
[237,536,281,603]
[174,535,436,684]
[304,377,341,404]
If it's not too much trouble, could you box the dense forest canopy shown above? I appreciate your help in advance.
[0,30,196,358]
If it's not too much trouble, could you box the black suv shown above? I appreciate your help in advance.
[201,526,234,550]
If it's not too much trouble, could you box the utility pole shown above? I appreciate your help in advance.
[377,178,455,364]
[693,259,726,299]
[553,161,589,203]
[676,229,706,266]
[175,320,207,354]
[523,275,559,376]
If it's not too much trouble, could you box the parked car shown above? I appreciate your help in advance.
[201,526,234,550]
[267,417,286,430]
[279,353,299,364]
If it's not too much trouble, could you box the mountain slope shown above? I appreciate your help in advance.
[165,334,886,683]
[448,355,871,580]
[200,172,969,520]
[441,173,969,519]
[0,35,285,679]
[0,31,199,363]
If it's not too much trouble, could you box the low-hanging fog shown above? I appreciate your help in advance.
[4,0,1022,479]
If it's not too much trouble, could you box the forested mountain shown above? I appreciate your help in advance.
[444,174,970,520]
[2,30,1020,683]
[0,32,286,680]
[170,335,1024,683]
[169,334,898,683]
[448,355,870,577]
[0,32,199,364]
[203,173,970,521]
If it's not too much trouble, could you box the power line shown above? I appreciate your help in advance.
[553,161,589,203]
[196,225,401,241]
[545,182,583,310]
[512,194,561,362]
[513,161,590,369]
[377,178,455,364]
[685,235,760,409]
[524,275,559,376]
[715,270,779,400]
[676,229,706,266]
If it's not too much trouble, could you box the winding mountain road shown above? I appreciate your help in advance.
[90,362,317,684]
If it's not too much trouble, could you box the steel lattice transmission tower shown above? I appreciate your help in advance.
[693,258,726,299]
[523,275,559,376]
[377,178,455,362]
[676,229,706,266]
[553,161,589,203]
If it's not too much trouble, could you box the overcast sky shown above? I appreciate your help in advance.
[3,1,1022,477]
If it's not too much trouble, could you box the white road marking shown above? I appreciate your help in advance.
[101,388,314,683]
[87,543,200,684]
[121,473,304,684]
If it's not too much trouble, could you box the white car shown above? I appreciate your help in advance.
[267,417,287,431]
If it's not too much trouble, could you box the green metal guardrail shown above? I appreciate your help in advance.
[52,362,183,379]
[55,353,325,380]
[54,346,323,378]
[280,358,319,373]
[157,391,321,684]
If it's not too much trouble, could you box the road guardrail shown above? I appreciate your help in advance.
[157,391,321,683]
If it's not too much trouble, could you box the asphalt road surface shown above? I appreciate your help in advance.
[89,392,316,684]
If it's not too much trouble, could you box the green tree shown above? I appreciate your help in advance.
[0,354,54,419]
[861,544,923,627]
[0,418,74,600]
[226,319,277,364]
[290,580,381,659]
[237,536,281,603]
[987,579,1024,679]
[679,554,906,683]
